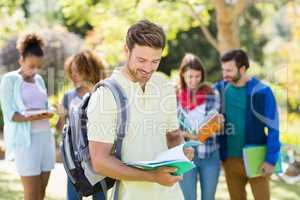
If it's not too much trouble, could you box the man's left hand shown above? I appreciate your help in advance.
[261,162,274,177]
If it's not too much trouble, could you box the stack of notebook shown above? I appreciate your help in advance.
[125,143,195,176]
[243,145,282,178]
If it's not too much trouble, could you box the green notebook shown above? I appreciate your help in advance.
[126,143,195,176]
[243,145,282,178]
[126,160,195,176]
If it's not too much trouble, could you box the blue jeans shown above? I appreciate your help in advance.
[179,150,221,200]
[67,178,105,200]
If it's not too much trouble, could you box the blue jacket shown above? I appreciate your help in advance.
[214,77,281,165]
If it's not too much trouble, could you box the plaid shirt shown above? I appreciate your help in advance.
[177,90,220,159]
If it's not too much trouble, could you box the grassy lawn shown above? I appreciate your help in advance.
[1,168,299,200]
[0,171,24,200]
[215,171,300,200]
[0,171,61,200]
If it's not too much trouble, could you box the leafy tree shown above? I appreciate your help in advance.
[58,0,270,69]
[275,3,300,113]
[0,0,21,16]
[161,3,267,79]
[0,0,25,44]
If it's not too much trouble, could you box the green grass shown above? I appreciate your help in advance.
[1,170,299,200]
[0,171,23,200]
[0,171,62,200]
[214,172,300,200]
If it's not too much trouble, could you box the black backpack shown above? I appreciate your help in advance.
[60,78,128,199]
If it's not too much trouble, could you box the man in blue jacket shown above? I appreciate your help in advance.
[214,49,280,200]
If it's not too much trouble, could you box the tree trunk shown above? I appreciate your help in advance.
[216,10,240,54]
[181,0,249,54]
[212,0,248,54]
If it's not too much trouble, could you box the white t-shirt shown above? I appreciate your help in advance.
[21,81,50,133]
[87,69,183,200]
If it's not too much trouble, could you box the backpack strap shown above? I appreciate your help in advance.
[91,78,129,148]
[91,78,128,200]
[102,78,128,200]
[83,77,129,153]
[102,78,129,159]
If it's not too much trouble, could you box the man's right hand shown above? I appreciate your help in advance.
[152,166,182,186]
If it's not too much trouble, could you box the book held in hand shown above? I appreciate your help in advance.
[24,109,54,117]
[125,144,195,176]
[196,113,223,143]
[243,145,282,178]
[178,109,223,143]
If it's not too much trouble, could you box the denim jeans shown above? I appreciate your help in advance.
[67,178,105,200]
[179,150,221,200]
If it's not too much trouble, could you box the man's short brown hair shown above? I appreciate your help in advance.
[126,19,166,51]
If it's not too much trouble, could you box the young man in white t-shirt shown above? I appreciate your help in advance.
[87,20,194,200]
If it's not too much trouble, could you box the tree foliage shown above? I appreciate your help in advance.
[58,0,269,76]
[0,0,25,43]
[60,0,209,65]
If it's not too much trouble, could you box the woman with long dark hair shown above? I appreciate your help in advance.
[177,53,222,200]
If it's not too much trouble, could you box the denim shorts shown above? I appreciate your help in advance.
[15,131,55,176]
